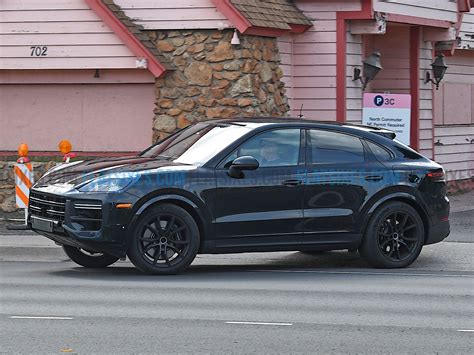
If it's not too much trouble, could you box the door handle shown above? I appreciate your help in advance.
[365,175,383,182]
[282,179,303,187]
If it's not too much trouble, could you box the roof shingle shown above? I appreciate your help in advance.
[230,0,313,30]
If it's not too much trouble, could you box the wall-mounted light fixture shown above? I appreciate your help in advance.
[231,29,240,45]
[352,52,383,91]
[425,54,448,90]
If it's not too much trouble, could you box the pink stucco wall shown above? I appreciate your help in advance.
[0,70,155,152]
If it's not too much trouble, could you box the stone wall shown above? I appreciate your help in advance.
[148,29,290,141]
[0,161,56,213]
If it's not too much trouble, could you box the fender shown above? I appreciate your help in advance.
[358,190,429,236]
[135,194,199,216]
[367,192,419,215]
[129,192,212,243]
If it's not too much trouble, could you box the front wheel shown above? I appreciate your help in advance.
[359,201,425,268]
[62,245,119,268]
[127,204,200,275]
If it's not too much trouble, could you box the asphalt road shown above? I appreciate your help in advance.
[0,209,473,354]
[0,243,473,354]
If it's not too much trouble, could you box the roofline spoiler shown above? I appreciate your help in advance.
[344,123,397,140]
[372,131,397,140]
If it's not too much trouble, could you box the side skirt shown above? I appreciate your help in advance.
[200,233,362,254]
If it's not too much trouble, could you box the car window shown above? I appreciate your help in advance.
[393,141,424,160]
[223,129,301,168]
[308,129,364,164]
[140,122,253,166]
[365,140,393,161]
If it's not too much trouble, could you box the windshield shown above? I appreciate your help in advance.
[140,122,253,165]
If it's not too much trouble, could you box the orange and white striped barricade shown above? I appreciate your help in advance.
[14,163,34,224]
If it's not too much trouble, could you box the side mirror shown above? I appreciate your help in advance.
[228,156,259,178]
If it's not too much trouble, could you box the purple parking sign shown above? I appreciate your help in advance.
[362,93,411,145]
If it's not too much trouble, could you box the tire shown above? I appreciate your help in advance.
[127,203,200,275]
[63,245,119,268]
[359,201,425,268]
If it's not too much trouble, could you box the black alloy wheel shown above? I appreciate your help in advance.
[62,245,119,268]
[128,204,200,274]
[377,211,420,262]
[359,201,424,268]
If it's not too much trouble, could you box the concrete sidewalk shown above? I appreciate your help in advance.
[0,234,65,262]
[449,190,474,213]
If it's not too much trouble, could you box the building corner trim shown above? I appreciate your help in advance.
[85,0,167,78]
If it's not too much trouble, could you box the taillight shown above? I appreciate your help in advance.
[426,170,445,181]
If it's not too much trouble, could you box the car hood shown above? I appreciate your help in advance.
[34,156,195,188]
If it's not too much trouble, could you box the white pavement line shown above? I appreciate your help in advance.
[9,316,73,320]
[252,270,473,278]
[457,329,474,332]
[226,321,292,326]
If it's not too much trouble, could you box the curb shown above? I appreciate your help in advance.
[6,224,30,230]
[451,208,474,214]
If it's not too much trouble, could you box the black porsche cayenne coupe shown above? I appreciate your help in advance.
[28,118,450,274]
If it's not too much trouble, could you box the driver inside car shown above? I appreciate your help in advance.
[259,139,288,167]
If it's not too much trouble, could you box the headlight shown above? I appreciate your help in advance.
[78,176,135,192]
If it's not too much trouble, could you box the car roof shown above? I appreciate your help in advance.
[215,116,339,126]
[213,117,396,140]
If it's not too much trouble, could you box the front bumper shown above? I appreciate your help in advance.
[28,188,138,258]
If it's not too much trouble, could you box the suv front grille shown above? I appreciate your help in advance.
[29,191,66,222]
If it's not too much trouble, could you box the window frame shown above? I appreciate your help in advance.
[216,127,305,170]
[305,128,367,166]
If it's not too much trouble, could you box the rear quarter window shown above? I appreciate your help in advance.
[365,140,393,161]
[395,145,424,160]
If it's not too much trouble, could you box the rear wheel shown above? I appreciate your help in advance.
[127,204,200,275]
[62,245,119,268]
[359,201,425,268]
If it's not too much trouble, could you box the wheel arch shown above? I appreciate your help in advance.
[360,192,430,244]
[130,193,210,251]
